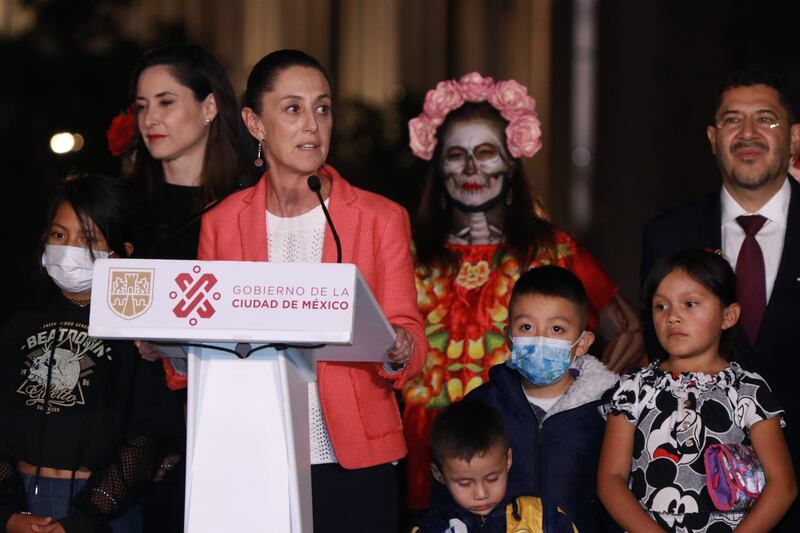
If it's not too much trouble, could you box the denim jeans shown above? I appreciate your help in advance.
[20,472,143,533]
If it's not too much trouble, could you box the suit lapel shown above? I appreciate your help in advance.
[237,167,361,264]
[238,175,269,261]
[321,166,360,264]
[755,178,800,351]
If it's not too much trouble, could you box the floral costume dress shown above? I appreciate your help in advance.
[606,362,784,532]
[401,228,618,508]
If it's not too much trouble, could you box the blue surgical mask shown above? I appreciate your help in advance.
[507,334,584,385]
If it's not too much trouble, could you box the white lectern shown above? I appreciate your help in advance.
[89,259,395,533]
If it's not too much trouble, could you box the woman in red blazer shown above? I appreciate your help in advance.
[197,49,426,533]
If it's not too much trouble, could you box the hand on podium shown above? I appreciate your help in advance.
[135,340,168,361]
[387,325,415,367]
[135,340,187,361]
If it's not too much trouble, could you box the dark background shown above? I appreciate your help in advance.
[586,0,800,305]
[2,0,800,307]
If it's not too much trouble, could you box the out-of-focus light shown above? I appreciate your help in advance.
[72,134,84,151]
[571,146,592,167]
[50,132,76,154]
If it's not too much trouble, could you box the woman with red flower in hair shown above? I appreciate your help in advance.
[403,73,647,511]
[123,44,254,386]
[115,44,251,533]
[125,44,251,263]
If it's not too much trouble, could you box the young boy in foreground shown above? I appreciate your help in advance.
[464,265,619,532]
[412,401,576,532]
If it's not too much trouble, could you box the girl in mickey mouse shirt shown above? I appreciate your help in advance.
[0,173,178,533]
[597,250,796,533]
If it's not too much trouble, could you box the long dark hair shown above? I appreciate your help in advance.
[643,249,746,362]
[45,172,135,259]
[413,102,554,267]
[129,44,247,206]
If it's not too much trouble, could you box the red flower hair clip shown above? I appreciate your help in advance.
[106,106,136,157]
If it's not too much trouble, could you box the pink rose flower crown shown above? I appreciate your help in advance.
[408,72,542,161]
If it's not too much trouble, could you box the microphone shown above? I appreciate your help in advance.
[307,175,342,263]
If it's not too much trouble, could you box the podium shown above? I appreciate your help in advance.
[89,259,395,533]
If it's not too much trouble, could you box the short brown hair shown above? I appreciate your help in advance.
[430,401,508,468]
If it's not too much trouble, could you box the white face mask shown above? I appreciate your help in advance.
[41,244,108,294]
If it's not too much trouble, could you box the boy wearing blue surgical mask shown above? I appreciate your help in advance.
[462,265,620,533]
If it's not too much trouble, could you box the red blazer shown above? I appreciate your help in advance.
[198,165,426,469]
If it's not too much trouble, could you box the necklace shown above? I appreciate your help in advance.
[65,294,91,307]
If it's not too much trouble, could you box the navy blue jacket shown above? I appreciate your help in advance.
[413,495,577,533]
[464,357,618,533]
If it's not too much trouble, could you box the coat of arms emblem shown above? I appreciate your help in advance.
[108,269,154,319]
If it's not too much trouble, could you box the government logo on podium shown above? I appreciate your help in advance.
[170,265,220,326]
[108,268,154,319]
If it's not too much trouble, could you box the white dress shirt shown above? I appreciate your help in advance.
[720,177,790,303]
[266,204,338,465]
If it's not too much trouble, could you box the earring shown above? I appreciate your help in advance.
[204,118,211,126]
[255,139,264,167]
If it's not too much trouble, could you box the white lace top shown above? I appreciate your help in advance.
[266,204,337,465]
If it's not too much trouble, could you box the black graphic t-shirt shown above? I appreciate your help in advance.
[0,292,180,529]
[606,362,784,532]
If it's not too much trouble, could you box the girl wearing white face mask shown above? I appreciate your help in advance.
[0,173,179,533]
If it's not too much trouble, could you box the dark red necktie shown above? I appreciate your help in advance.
[735,214,767,345]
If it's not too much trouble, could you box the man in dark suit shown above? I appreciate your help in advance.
[642,68,800,530]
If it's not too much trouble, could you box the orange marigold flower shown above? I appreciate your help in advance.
[455,260,490,289]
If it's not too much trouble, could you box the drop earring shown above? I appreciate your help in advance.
[255,139,264,167]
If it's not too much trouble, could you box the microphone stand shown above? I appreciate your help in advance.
[307,175,342,263]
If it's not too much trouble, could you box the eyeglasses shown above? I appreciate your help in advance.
[715,112,782,131]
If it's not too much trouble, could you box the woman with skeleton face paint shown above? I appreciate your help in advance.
[441,116,514,243]
[402,73,646,510]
